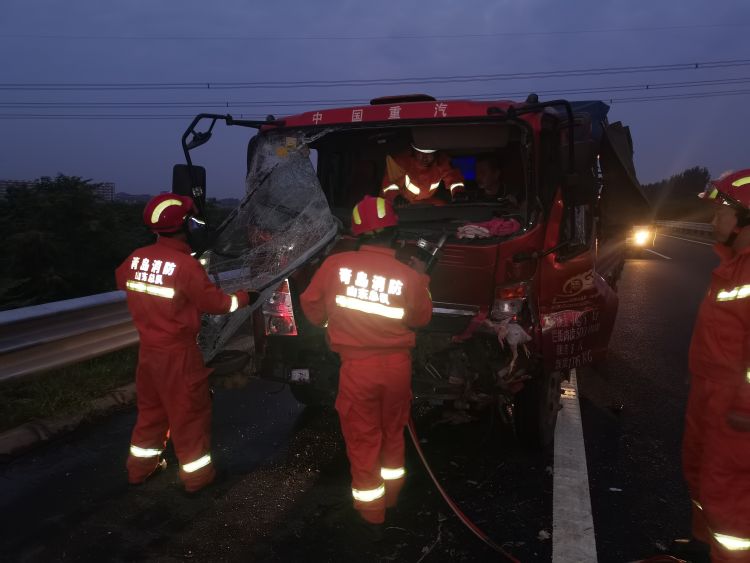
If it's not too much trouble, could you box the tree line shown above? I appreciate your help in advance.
[0,175,229,311]
[640,166,713,222]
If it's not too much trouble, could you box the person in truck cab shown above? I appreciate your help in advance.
[678,169,750,562]
[299,195,433,537]
[473,154,518,205]
[116,193,258,494]
[380,141,465,205]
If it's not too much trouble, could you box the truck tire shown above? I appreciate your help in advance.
[514,369,562,450]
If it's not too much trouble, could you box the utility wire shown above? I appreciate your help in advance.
[2,75,750,108]
[2,87,750,119]
[0,22,748,41]
[1,59,750,91]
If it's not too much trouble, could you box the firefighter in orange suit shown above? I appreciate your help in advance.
[300,195,432,528]
[116,193,257,493]
[381,143,465,204]
[681,170,750,562]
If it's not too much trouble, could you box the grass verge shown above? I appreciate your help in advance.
[0,347,138,433]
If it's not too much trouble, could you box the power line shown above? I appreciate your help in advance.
[2,75,750,109]
[1,59,750,91]
[2,88,750,119]
[0,22,748,41]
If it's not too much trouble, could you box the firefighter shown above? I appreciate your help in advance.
[116,193,257,493]
[680,170,750,562]
[380,142,465,204]
[299,195,432,533]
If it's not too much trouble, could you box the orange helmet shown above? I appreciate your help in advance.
[143,193,197,233]
[700,169,750,212]
[351,195,398,236]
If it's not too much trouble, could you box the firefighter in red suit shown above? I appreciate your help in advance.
[681,170,750,562]
[116,193,257,493]
[300,195,432,529]
[381,142,465,205]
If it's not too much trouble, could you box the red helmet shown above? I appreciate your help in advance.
[143,193,197,233]
[351,195,398,236]
[700,169,750,212]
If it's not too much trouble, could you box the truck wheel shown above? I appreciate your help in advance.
[514,369,562,450]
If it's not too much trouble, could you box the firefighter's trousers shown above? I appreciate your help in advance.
[127,344,215,492]
[683,376,750,562]
[335,352,412,524]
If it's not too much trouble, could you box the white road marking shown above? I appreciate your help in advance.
[658,233,713,246]
[553,368,598,563]
[644,248,672,260]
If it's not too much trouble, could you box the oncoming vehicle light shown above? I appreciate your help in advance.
[633,228,652,247]
[263,279,298,336]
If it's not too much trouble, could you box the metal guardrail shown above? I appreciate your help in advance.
[655,220,713,239]
[0,221,714,383]
[0,291,136,383]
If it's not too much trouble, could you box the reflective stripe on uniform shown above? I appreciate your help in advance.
[335,295,405,319]
[449,182,464,193]
[429,181,440,192]
[383,184,400,193]
[716,285,750,301]
[229,294,239,312]
[130,445,163,458]
[404,175,421,195]
[352,483,385,502]
[126,280,175,299]
[182,454,212,473]
[381,466,406,480]
[714,532,750,551]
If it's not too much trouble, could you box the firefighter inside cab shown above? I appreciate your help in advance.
[680,170,750,562]
[380,141,465,205]
[116,194,258,493]
[300,195,433,537]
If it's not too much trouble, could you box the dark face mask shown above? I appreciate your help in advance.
[185,216,215,255]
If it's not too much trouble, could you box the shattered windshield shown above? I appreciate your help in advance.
[198,130,339,361]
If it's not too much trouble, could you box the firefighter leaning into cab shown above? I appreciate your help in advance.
[380,142,465,205]
[116,193,258,493]
[681,170,750,562]
[300,195,432,532]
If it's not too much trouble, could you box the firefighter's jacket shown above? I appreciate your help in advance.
[380,150,464,203]
[689,243,750,415]
[116,236,249,347]
[299,244,432,359]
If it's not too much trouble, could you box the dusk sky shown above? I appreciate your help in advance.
[1,1,749,198]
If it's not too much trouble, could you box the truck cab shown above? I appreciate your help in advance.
[173,94,650,448]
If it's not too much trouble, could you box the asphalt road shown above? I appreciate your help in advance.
[0,233,719,563]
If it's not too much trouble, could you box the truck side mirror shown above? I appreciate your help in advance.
[172,164,207,214]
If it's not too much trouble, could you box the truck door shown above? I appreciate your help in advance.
[537,114,620,373]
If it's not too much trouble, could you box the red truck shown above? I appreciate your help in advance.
[173,94,649,448]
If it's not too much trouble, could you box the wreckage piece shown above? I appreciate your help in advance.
[483,318,532,375]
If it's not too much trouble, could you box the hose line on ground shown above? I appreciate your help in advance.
[407,417,520,563]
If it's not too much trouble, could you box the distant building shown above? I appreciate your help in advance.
[93,182,115,201]
[0,179,116,201]
[0,179,33,198]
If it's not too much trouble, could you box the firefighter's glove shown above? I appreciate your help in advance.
[727,409,750,432]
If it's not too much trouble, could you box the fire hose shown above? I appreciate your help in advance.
[407,417,520,562]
